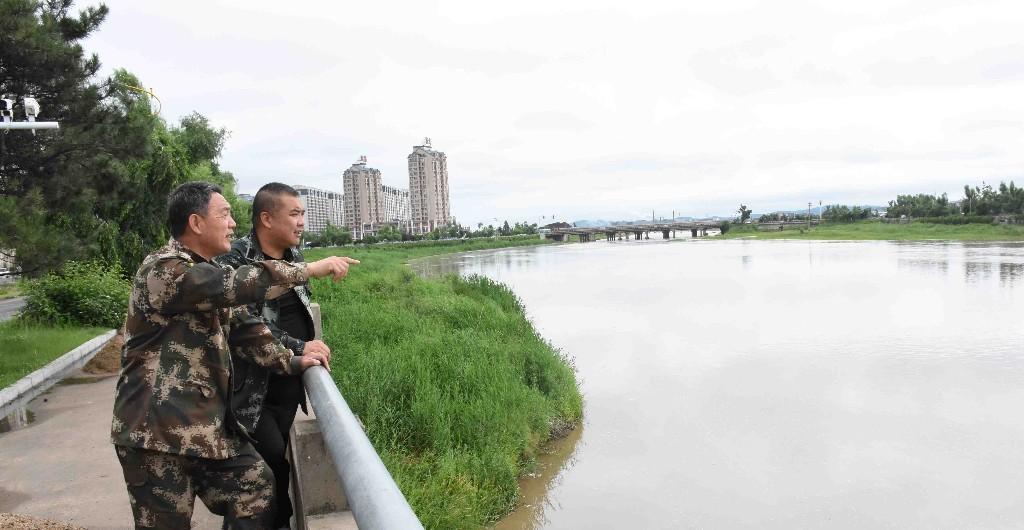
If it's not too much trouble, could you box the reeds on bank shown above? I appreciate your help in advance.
[307,238,583,529]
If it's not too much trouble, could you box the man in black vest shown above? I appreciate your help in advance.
[216,182,358,528]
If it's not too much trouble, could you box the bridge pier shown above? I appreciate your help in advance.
[691,229,698,237]
[606,231,616,241]
[662,230,670,239]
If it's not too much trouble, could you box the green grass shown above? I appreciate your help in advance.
[0,283,22,299]
[722,220,1024,241]
[306,237,582,529]
[0,320,107,389]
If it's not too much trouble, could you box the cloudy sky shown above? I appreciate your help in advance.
[83,0,1024,225]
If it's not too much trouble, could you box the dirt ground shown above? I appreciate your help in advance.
[82,331,122,374]
[0,513,86,530]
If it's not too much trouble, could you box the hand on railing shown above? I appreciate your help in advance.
[299,350,331,372]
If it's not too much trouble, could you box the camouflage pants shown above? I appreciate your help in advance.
[115,445,275,530]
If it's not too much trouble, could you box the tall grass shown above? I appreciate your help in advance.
[722,220,1024,241]
[306,238,582,529]
[0,320,107,389]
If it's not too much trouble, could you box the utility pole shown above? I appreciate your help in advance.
[807,202,812,229]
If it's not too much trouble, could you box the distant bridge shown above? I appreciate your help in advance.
[544,221,727,242]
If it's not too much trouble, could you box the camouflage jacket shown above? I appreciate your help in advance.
[214,232,314,433]
[110,238,309,459]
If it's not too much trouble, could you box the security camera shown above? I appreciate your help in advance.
[22,97,40,122]
[0,98,13,122]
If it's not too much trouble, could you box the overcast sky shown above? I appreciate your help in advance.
[83,0,1024,225]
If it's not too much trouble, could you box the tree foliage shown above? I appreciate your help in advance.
[960,181,1024,216]
[0,1,245,276]
[737,204,751,223]
[885,193,958,218]
[822,204,874,222]
[305,223,352,247]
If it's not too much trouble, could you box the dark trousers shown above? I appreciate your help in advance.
[115,444,274,530]
[253,375,303,528]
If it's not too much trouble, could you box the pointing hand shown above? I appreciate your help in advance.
[308,256,360,281]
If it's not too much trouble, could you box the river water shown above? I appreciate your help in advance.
[411,239,1024,529]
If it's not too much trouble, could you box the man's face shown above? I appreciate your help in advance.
[199,193,236,255]
[264,195,305,248]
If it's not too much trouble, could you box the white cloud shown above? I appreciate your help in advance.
[82,0,1024,224]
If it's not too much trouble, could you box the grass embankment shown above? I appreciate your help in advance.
[305,236,582,529]
[0,283,21,299]
[722,220,1024,241]
[0,320,106,389]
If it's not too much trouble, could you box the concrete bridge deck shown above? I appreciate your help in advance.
[545,221,726,242]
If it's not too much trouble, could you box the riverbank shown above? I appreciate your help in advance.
[722,220,1024,241]
[305,236,583,529]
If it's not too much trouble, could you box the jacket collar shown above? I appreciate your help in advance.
[169,237,207,263]
[241,231,296,262]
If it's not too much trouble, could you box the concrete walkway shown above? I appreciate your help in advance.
[0,371,220,529]
[0,296,26,321]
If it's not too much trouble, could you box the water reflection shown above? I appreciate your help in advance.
[416,240,1024,529]
[963,261,993,283]
[1000,262,1024,286]
[494,424,584,530]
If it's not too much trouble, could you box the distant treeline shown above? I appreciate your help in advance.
[885,181,1023,218]
[808,181,1023,223]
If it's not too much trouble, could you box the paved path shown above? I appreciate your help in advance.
[0,371,220,529]
[0,296,26,321]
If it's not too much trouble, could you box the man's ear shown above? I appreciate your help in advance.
[188,213,204,236]
[259,210,274,230]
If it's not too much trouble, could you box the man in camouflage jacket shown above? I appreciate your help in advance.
[111,182,354,529]
[214,183,338,528]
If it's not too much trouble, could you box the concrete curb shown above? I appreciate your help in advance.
[0,328,117,419]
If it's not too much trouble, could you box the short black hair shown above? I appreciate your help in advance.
[252,182,299,228]
[167,181,223,238]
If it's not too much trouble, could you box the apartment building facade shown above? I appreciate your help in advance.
[407,138,450,235]
[294,185,344,234]
[380,184,411,228]
[342,157,385,240]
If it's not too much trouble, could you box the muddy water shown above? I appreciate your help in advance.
[411,239,1024,529]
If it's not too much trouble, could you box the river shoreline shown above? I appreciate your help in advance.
[306,237,583,529]
[721,219,1024,241]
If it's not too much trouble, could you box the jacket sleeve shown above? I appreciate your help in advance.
[146,257,308,315]
[227,306,304,375]
[263,317,307,356]
[215,247,308,355]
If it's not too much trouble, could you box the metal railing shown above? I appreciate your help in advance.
[302,365,424,530]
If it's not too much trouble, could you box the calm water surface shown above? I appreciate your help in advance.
[412,239,1024,529]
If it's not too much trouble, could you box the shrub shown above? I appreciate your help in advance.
[21,261,130,328]
[913,215,995,225]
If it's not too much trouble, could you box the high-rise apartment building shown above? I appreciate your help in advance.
[294,185,344,234]
[408,138,450,235]
[380,184,411,227]
[342,156,385,240]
